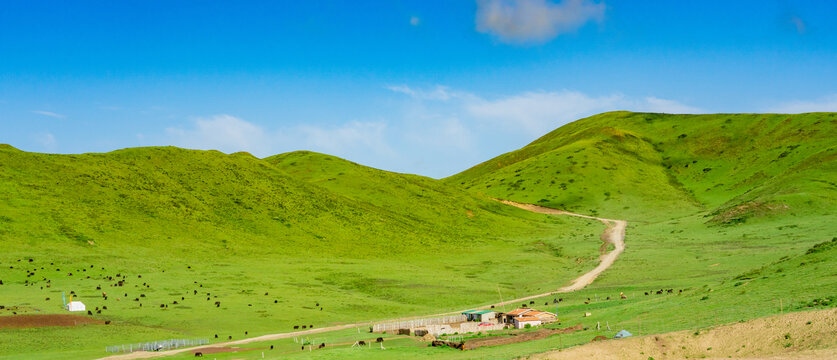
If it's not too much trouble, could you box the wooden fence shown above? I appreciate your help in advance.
[372,315,466,332]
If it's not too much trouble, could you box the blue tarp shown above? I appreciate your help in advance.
[613,330,633,339]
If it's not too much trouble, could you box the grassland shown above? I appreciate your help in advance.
[0,145,601,359]
[0,112,835,359]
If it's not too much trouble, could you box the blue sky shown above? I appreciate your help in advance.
[1,0,836,178]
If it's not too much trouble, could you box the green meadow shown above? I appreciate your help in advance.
[0,112,835,359]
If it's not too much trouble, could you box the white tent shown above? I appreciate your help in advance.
[66,301,86,312]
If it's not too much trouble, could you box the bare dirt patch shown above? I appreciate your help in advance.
[528,308,837,360]
[0,314,103,328]
[462,324,583,350]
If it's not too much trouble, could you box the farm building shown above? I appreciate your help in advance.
[513,316,542,329]
[65,301,86,312]
[462,310,496,322]
[502,308,557,325]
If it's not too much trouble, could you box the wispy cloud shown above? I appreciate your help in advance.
[34,133,57,151]
[390,86,703,136]
[766,94,837,113]
[166,114,270,155]
[163,115,397,166]
[31,110,65,118]
[476,0,605,44]
[789,15,806,34]
[410,16,421,26]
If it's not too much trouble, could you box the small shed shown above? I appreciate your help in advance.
[463,310,496,322]
[513,316,542,329]
[66,301,86,312]
[613,330,633,339]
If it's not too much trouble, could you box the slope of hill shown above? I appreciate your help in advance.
[447,112,837,222]
[0,145,602,359]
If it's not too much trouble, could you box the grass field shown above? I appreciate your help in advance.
[0,145,602,359]
[0,112,835,359]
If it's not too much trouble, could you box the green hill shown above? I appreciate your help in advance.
[447,112,837,222]
[0,145,601,359]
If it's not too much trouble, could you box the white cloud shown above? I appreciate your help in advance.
[291,121,393,157]
[476,0,605,44]
[634,96,703,114]
[31,110,65,118]
[390,87,702,136]
[466,90,623,135]
[163,115,397,168]
[385,85,462,101]
[766,94,837,113]
[410,16,421,26]
[166,114,270,155]
[34,133,57,151]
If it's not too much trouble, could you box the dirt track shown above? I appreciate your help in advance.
[98,201,626,360]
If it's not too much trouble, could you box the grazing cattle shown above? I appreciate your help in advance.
[87,310,92,315]
[606,297,611,300]
[45,297,50,301]
[667,289,673,294]
[274,300,278,304]
[294,326,299,330]
[376,337,384,343]
[656,290,662,295]
[315,302,319,307]
[134,298,139,301]
[228,336,232,340]
[265,292,268,295]
[103,306,108,310]
[302,325,307,329]
[214,301,221,307]
[318,343,325,349]
[559,298,563,302]
[181,297,184,301]
[96,285,101,290]
[194,290,197,295]
[679,289,683,294]
[490,305,495,308]
[620,292,627,300]
[358,341,366,346]
[194,352,202,357]
[160,304,165,308]
[96,310,101,314]
[644,292,649,295]
[301,346,304,350]
[310,325,314,328]
[529,300,535,304]
[214,334,218,338]
[173,301,178,305]
[584,301,589,305]
[545,302,549,306]
[105,320,111,324]
[270,345,274,350]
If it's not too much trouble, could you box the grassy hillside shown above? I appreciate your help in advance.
[0,145,602,359]
[447,112,836,222]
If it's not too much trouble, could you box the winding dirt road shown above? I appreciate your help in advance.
[99,201,626,360]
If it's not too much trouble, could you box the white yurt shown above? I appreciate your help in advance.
[65,301,86,312]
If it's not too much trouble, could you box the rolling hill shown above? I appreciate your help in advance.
[0,111,835,359]
[0,145,601,359]
[447,111,837,222]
